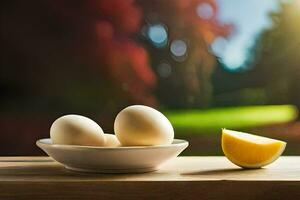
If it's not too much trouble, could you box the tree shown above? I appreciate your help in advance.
[249,1,300,112]
[212,1,300,112]
[0,0,231,155]
[138,0,232,108]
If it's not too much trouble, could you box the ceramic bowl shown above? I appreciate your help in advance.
[36,138,188,173]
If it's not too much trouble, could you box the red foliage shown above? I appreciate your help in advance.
[48,0,231,106]
[50,0,157,105]
[90,0,142,34]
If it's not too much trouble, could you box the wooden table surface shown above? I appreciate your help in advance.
[1,156,299,200]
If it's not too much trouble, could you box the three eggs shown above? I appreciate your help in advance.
[50,105,174,147]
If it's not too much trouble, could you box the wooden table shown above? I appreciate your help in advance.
[0,156,299,200]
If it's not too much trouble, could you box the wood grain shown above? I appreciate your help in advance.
[0,156,300,200]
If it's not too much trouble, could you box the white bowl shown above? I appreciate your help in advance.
[36,138,188,173]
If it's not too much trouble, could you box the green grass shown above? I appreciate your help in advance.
[163,105,298,134]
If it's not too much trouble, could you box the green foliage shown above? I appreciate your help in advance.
[164,105,298,134]
[247,1,300,108]
[212,1,300,110]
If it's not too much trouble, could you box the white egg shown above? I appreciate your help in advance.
[50,114,106,146]
[114,105,174,146]
[103,134,121,147]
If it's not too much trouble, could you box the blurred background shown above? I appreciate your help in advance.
[1,0,300,156]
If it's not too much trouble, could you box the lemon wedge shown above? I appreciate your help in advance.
[222,129,286,168]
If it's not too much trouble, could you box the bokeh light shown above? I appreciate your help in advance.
[147,24,168,48]
[196,3,214,19]
[211,37,228,57]
[170,39,187,61]
[157,62,172,78]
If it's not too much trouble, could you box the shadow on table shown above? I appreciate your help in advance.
[181,168,263,176]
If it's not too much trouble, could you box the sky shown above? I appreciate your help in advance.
[213,0,281,70]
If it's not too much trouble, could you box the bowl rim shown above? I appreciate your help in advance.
[36,138,189,151]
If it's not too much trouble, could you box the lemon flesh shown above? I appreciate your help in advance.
[222,129,286,168]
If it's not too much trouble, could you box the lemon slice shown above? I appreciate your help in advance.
[222,129,286,168]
